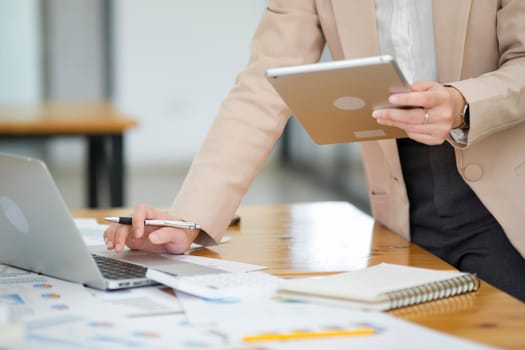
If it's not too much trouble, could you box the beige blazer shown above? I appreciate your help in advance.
[170,0,525,258]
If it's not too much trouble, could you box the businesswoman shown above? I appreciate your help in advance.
[105,1,525,301]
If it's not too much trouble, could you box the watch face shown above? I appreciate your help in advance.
[464,104,470,125]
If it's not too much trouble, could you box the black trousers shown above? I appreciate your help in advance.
[397,138,525,302]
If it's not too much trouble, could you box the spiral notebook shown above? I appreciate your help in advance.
[277,263,480,311]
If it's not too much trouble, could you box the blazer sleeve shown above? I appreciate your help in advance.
[448,0,525,147]
[169,1,326,244]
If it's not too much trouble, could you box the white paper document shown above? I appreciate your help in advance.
[0,265,95,319]
[87,285,184,318]
[10,313,223,350]
[176,292,496,350]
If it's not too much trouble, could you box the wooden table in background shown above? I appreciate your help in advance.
[74,201,525,349]
[0,102,137,208]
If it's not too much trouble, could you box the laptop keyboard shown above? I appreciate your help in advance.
[92,255,147,280]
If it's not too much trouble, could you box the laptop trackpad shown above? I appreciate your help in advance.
[91,247,225,276]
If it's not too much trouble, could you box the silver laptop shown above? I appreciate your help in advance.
[265,55,410,144]
[0,153,224,290]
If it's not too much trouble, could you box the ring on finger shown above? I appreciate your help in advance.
[423,110,430,125]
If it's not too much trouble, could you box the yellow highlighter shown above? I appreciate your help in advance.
[242,326,376,342]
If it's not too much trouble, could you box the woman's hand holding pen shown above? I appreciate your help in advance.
[103,204,199,254]
[372,80,467,145]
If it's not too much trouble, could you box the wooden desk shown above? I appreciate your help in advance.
[74,202,525,349]
[0,102,137,208]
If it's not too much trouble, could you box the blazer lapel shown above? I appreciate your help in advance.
[328,0,471,179]
[433,0,472,82]
[331,0,380,58]
[330,0,472,79]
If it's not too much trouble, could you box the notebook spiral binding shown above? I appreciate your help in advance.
[384,273,480,310]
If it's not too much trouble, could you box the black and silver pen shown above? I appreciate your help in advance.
[104,216,201,230]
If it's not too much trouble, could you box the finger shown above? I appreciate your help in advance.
[112,224,134,253]
[125,233,170,254]
[149,227,189,245]
[389,81,442,108]
[375,108,427,126]
[130,204,168,239]
[149,227,199,254]
[389,91,436,109]
[103,224,116,250]
[375,112,449,142]
[124,228,192,254]
[130,204,149,239]
[410,80,437,91]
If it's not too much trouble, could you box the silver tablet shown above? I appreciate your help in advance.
[265,55,410,144]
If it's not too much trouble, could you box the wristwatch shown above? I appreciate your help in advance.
[445,84,470,130]
[459,103,470,130]
[456,102,470,130]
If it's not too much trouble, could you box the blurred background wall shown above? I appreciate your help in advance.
[0,0,369,213]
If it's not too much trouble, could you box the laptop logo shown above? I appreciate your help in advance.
[0,196,29,234]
